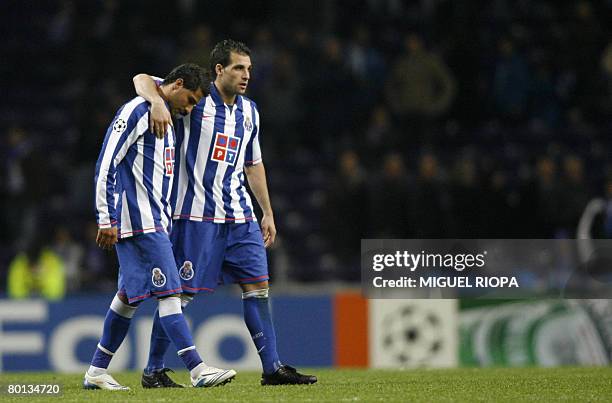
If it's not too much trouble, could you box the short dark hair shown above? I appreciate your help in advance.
[162,63,211,95]
[210,39,251,77]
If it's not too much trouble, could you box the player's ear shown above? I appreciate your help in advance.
[174,78,184,90]
[215,64,224,77]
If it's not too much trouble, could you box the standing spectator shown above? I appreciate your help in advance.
[576,179,612,277]
[577,178,612,240]
[567,1,605,121]
[525,156,561,237]
[384,33,456,142]
[178,24,213,69]
[324,150,369,279]
[481,170,518,237]
[363,105,398,156]
[346,25,386,114]
[2,126,31,242]
[7,234,66,300]
[51,226,84,293]
[3,126,53,246]
[449,155,483,236]
[600,40,612,115]
[492,38,530,122]
[369,152,413,237]
[309,37,358,148]
[346,25,385,83]
[413,153,449,237]
[260,50,302,153]
[249,27,277,96]
[557,155,590,237]
[529,59,561,128]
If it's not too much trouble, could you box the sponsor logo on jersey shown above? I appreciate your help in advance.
[211,132,241,166]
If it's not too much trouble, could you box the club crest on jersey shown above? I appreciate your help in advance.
[244,116,253,131]
[164,146,175,176]
[211,132,241,166]
[151,267,167,287]
[179,260,194,280]
[112,118,127,134]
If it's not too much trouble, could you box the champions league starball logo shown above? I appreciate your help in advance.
[112,118,127,134]
[179,261,194,280]
[151,267,167,287]
[381,306,444,365]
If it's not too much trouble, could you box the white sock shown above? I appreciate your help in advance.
[87,365,107,377]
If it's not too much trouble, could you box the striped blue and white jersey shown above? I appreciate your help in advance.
[95,97,175,238]
[171,83,262,223]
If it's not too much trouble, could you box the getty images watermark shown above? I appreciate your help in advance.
[361,239,612,299]
[371,249,519,288]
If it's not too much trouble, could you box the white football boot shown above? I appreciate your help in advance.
[191,364,237,387]
[83,372,130,390]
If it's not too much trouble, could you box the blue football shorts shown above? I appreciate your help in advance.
[115,231,182,304]
[170,220,269,294]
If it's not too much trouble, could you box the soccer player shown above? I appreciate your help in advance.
[133,40,317,386]
[85,63,236,390]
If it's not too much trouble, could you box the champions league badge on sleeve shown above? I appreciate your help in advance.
[151,267,167,287]
[112,118,127,135]
[179,261,195,280]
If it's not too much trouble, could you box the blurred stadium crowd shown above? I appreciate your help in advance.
[1,0,612,296]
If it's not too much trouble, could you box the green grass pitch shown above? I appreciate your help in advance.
[1,367,611,402]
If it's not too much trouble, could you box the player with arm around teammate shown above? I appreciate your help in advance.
[133,39,317,386]
[85,63,236,390]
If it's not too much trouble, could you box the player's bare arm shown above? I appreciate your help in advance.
[133,73,172,138]
[96,227,118,250]
[245,163,276,248]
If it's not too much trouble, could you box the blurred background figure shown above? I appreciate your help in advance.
[448,154,483,237]
[369,152,412,238]
[602,39,612,115]
[323,150,369,280]
[178,24,213,69]
[557,155,589,237]
[51,226,83,293]
[413,152,449,237]
[578,178,612,240]
[7,232,65,300]
[491,38,530,124]
[385,33,455,144]
[531,156,561,238]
